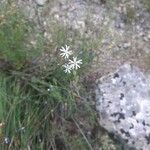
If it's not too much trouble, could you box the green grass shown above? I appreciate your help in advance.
[0,2,99,150]
[0,2,44,70]
[123,5,135,24]
[143,0,150,12]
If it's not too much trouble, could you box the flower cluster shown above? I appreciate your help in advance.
[59,45,82,73]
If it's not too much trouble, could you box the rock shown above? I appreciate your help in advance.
[136,25,140,30]
[143,47,150,54]
[139,32,144,37]
[148,33,150,39]
[120,23,125,29]
[123,42,131,49]
[35,0,46,6]
[143,36,149,42]
[74,21,85,30]
[96,63,150,150]
[114,18,124,29]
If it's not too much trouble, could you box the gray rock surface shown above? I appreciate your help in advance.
[96,63,150,150]
[35,0,46,6]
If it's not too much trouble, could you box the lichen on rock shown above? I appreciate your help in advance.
[96,63,150,150]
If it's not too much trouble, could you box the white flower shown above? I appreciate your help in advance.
[69,57,82,70]
[59,45,72,59]
[63,64,72,73]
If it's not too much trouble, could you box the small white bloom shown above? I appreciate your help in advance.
[60,45,72,59]
[63,64,72,73]
[69,57,82,70]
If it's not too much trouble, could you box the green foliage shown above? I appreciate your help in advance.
[123,6,135,24]
[0,3,96,149]
[0,3,44,70]
[143,0,150,11]
[70,137,88,150]
[0,5,27,69]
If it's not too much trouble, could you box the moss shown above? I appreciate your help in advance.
[123,6,135,24]
[143,0,150,12]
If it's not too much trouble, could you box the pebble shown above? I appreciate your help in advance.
[123,42,131,49]
[54,14,59,20]
[143,47,150,54]
[101,39,109,44]
[143,37,149,42]
[120,23,125,29]
[139,32,144,37]
[115,21,125,29]
[148,33,150,39]
[35,0,46,6]
[117,44,122,49]
[136,25,140,30]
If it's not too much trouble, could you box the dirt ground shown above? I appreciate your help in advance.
[16,0,150,75]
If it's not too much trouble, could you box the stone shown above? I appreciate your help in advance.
[123,42,131,49]
[35,0,46,6]
[143,47,150,54]
[96,63,150,150]
[143,37,149,42]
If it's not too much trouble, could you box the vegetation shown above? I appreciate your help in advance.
[0,2,105,150]
[143,0,150,11]
[123,5,135,24]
